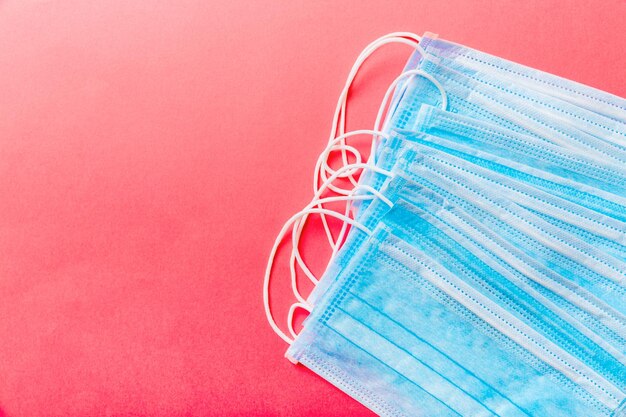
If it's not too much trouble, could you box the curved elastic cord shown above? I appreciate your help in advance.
[369,69,448,165]
[313,130,390,249]
[289,193,375,306]
[263,207,372,345]
[328,34,425,185]
[287,302,312,340]
[332,33,424,143]
[266,33,435,345]
[314,130,390,198]
[289,182,395,305]
[327,34,423,187]
[315,34,428,247]
[296,162,394,285]
[286,186,395,341]
[329,183,393,259]
[265,162,392,345]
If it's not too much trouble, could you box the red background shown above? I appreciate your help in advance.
[1,1,625,416]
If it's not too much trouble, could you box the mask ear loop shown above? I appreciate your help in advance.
[264,206,372,345]
[265,33,429,345]
[330,33,424,173]
[286,183,395,342]
[302,132,391,293]
[369,69,448,166]
[321,35,426,189]
[331,33,422,143]
[316,35,427,248]
[288,192,377,306]
[314,130,389,198]
[289,179,395,306]
[287,302,312,340]
[312,130,389,250]
[330,183,393,259]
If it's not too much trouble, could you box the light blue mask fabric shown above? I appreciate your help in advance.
[395,137,626,282]
[404,109,626,257]
[312,169,626,351]
[413,33,626,124]
[311,126,626,347]
[288,204,626,416]
[358,98,626,222]
[386,58,626,166]
[290,136,626,416]
[410,53,626,145]
[313,168,626,349]
[412,105,626,210]
[356,129,626,266]
[383,185,626,363]
[384,173,626,351]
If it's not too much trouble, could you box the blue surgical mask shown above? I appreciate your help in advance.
[358,127,626,261]
[387,59,626,166]
[412,105,626,204]
[396,137,626,279]
[385,174,626,351]
[266,32,626,417]
[414,32,626,124]
[288,210,626,417]
[313,169,626,351]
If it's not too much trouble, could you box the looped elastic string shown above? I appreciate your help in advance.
[289,181,395,305]
[289,193,375,305]
[331,33,423,142]
[264,206,372,345]
[293,162,394,287]
[328,33,425,186]
[314,130,390,197]
[266,32,439,345]
[330,183,394,260]
[313,131,390,250]
[287,302,313,340]
[266,162,390,345]
[316,35,435,249]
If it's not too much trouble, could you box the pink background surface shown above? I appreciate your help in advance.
[1,1,625,416]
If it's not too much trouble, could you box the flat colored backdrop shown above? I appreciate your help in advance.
[1,1,625,416]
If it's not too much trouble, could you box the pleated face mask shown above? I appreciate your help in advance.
[412,105,626,203]
[414,32,626,124]
[311,139,626,345]
[264,32,626,417]
[356,120,626,251]
[386,55,626,166]
[287,204,626,417]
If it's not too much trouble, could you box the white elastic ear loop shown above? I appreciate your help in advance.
[264,207,372,345]
[314,130,389,198]
[288,193,376,306]
[266,33,425,345]
[306,160,393,261]
[318,144,363,195]
[333,33,422,141]
[322,40,430,191]
[313,130,389,249]
[330,34,425,185]
[286,184,396,341]
[324,35,423,185]
[370,69,449,165]
[287,302,312,340]
[289,183,395,306]
[293,163,394,288]
[333,33,424,141]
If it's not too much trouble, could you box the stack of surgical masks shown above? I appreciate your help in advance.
[263,32,626,417]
